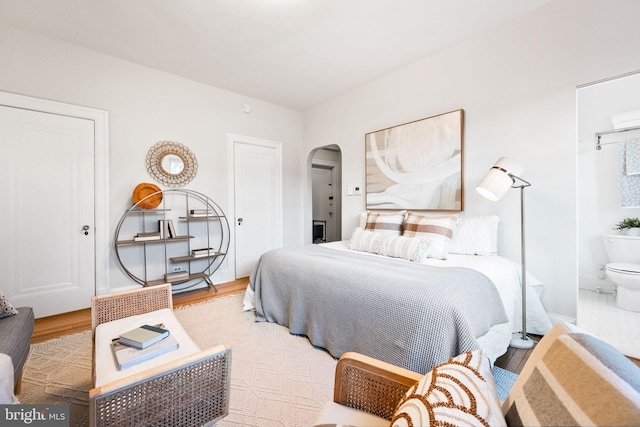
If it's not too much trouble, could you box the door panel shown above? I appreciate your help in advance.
[0,105,95,317]
[234,141,280,277]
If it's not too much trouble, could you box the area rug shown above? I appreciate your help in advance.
[19,293,518,426]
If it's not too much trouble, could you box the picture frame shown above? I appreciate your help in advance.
[365,109,464,211]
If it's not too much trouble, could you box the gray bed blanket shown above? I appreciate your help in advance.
[250,244,508,374]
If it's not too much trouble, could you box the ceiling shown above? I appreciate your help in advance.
[0,0,552,110]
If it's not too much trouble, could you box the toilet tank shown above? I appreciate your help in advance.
[603,235,640,263]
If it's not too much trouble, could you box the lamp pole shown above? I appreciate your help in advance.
[510,176,533,349]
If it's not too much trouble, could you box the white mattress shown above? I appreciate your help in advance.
[244,240,552,364]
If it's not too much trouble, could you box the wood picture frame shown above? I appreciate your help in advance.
[365,109,464,211]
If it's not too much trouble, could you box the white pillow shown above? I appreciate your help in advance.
[378,235,433,262]
[450,215,499,255]
[349,227,386,254]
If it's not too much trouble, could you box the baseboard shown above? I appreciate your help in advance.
[547,312,576,326]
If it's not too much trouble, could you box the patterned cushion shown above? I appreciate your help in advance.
[0,291,18,319]
[402,212,457,259]
[379,235,433,262]
[504,333,640,426]
[450,215,500,255]
[391,350,505,427]
[364,211,406,235]
[349,228,386,254]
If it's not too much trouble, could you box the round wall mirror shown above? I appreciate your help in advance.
[146,141,198,187]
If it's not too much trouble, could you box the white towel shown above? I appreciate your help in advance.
[619,140,640,207]
[625,138,640,175]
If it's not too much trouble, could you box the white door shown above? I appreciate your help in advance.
[0,105,95,318]
[233,138,282,278]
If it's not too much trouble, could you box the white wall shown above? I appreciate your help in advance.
[303,0,640,321]
[0,25,304,294]
[578,72,640,293]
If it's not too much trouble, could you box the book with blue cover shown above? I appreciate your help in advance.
[111,333,179,370]
[118,324,170,349]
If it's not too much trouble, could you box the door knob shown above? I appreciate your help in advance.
[82,225,90,235]
[238,218,243,226]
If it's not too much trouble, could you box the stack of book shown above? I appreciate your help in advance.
[111,324,178,370]
[191,247,216,258]
[165,271,189,282]
[189,209,214,217]
[133,232,161,241]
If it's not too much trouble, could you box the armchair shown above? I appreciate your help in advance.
[316,322,640,427]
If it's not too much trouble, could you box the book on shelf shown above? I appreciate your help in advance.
[191,248,216,257]
[167,219,177,238]
[119,324,170,349]
[133,234,162,241]
[165,271,189,281]
[190,209,212,214]
[111,333,179,370]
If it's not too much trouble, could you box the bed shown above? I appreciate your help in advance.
[243,213,552,374]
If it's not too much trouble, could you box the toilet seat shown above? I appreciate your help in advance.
[606,262,640,275]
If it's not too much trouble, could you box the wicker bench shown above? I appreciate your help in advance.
[89,284,231,427]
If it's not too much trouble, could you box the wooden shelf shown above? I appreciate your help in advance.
[116,235,194,246]
[169,252,225,263]
[146,272,208,287]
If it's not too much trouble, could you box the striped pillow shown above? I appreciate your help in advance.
[379,235,433,262]
[349,227,385,254]
[402,213,457,259]
[364,211,406,235]
[391,350,505,427]
[504,333,640,426]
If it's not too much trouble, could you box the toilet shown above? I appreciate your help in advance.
[603,234,640,312]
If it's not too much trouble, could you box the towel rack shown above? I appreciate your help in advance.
[595,125,640,150]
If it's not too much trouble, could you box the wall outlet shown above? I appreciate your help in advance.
[173,267,182,272]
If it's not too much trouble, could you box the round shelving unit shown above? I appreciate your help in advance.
[114,189,230,291]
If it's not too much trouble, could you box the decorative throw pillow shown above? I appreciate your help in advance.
[391,350,505,427]
[450,215,500,256]
[364,211,406,235]
[349,227,386,254]
[378,235,432,263]
[503,333,640,427]
[402,212,457,259]
[0,291,18,319]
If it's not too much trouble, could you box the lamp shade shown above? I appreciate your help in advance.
[476,157,524,201]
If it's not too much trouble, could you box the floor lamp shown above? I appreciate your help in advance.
[476,157,534,349]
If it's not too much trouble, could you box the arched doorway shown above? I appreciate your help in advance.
[310,145,342,243]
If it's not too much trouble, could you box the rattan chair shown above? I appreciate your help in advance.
[88,284,232,427]
[325,351,422,422]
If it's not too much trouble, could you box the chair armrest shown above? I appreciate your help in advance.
[334,352,422,421]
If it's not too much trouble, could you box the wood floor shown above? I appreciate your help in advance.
[31,277,249,343]
[32,275,536,373]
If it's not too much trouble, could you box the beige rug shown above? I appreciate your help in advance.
[19,294,337,427]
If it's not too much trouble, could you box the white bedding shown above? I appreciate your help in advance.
[244,240,552,363]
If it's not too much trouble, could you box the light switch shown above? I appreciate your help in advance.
[347,186,354,196]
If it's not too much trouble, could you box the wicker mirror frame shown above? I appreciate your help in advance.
[146,141,198,187]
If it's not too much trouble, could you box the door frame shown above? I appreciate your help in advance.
[227,133,283,279]
[0,91,109,295]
